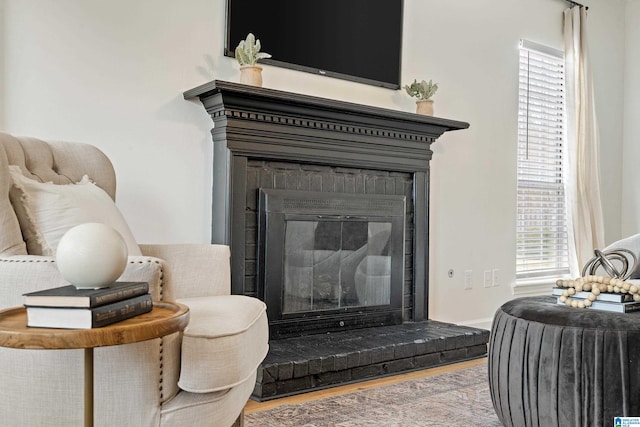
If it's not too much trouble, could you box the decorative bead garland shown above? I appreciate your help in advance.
[556,275,640,308]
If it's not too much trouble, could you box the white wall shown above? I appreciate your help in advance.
[590,1,627,244]
[3,0,220,244]
[0,0,6,129]
[623,0,640,236]
[409,0,626,326]
[2,0,627,327]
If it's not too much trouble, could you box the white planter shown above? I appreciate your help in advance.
[416,99,434,116]
[239,65,263,87]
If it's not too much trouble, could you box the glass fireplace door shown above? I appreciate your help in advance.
[283,218,392,314]
[258,188,405,338]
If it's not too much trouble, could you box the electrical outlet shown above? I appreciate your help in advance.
[484,270,492,288]
[492,269,500,286]
[464,270,473,290]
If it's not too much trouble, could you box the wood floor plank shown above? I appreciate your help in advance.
[245,357,488,414]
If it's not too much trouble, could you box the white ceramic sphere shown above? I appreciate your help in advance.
[56,223,128,289]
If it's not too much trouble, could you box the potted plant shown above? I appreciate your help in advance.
[404,79,439,116]
[235,33,272,87]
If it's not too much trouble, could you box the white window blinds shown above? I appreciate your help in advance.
[517,40,570,280]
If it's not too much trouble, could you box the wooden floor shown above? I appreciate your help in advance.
[245,357,487,414]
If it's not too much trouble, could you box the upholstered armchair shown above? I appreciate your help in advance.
[0,132,269,426]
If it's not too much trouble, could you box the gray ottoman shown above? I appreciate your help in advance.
[489,296,640,426]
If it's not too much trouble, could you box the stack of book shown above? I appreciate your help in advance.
[23,281,152,329]
[552,286,640,313]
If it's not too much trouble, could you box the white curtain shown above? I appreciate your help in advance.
[563,6,605,275]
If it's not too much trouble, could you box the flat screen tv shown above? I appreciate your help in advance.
[225,0,404,90]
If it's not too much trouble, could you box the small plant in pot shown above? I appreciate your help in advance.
[404,79,439,116]
[235,33,272,87]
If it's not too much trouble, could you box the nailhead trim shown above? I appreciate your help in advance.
[126,258,167,401]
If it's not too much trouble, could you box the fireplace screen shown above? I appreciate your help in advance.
[259,189,406,337]
[283,220,392,313]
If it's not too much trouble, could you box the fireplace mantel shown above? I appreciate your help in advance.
[184,80,469,324]
[184,80,468,172]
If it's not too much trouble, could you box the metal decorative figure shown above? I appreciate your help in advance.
[581,249,638,280]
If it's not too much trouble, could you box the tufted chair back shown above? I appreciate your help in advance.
[0,132,116,256]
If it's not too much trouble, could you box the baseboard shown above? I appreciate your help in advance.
[457,317,493,331]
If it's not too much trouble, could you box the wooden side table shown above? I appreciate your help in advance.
[0,301,189,427]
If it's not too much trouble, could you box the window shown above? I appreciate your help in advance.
[516,40,570,280]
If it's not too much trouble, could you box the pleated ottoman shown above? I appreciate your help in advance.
[489,296,640,426]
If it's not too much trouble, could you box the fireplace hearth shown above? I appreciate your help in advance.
[184,80,488,399]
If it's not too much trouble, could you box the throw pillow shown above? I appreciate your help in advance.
[0,147,28,256]
[8,165,141,257]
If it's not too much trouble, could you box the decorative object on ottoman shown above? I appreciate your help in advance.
[555,275,640,311]
[554,248,640,310]
[581,248,637,279]
[404,79,438,116]
[489,296,640,426]
[56,222,128,289]
[235,33,271,87]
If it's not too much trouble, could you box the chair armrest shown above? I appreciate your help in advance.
[0,244,230,309]
[0,255,65,309]
[117,256,164,300]
[176,295,269,393]
[139,244,231,300]
[0,255,166,309]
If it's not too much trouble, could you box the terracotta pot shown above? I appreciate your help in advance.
[239,65,263,87]
[416,99,434,116]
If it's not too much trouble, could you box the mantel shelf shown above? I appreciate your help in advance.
[184,80,469,138]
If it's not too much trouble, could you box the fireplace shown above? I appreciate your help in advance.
[184,81,488,399]
[259,189,405,338]
[182,80,471,327]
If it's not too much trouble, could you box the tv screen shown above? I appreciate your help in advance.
[225,0,404,90]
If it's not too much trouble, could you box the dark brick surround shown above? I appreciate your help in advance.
[245,160,415,322]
